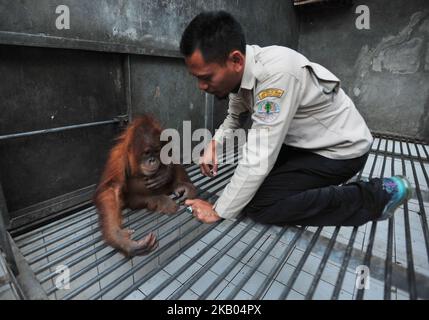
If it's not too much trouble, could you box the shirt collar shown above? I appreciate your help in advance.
[239,44,256,91]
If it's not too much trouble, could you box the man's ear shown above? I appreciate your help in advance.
[229,50,245,71]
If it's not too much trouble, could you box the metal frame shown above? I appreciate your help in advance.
[0,113,130,231]
[0,31,181,59]
[7,134,429,299]
[0,115,128,141]
[0,183,18,275]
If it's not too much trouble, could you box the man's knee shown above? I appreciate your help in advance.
[243,204,267,223]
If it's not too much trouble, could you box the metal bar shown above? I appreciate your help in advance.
[47,191,214,292]
[0,117,126,141]
[73,191,217,299]
[329,140,373,299]
[414,143,429,193]
[65,213,200,300]
[8,234,48,300]
[0,183,18,275]
[168,221,257,300]
[420,142,429,163]
[398,139,417,299]
[356,136,389,300]
[22,207,135,256]
[20,145,242,293]
[88,214,217,300]
[17,206,100,249]
[39,187,219,282]
[373,138,391,298]
[368,149,428,164]
[332,136,382,299]
[183,148,240,185]
[385,138,395,299]
[190,160,240,188]
[10,186,95,233]
[379,138,388,179]
[28,206,155,265]
[406,140,429,263]
[355,137,377,181]
[372,132,428,146]
[356,221,377,300]
[198,225,271,300]
[33,209,158,274]
[142,217,245,300]
[114,222,220,300]
[331,227,358,299]
[14,138,238,241]
[56,195,205,296]
[294,0,328,5]
[280,227,322,299]
[368,137,383,178]
[30,163,235,268]
[226,227,288,300]
[123,54,133,123]
[14,206,97,244]
[0,31,182,59]
[0,253,26,300]
[181,150,239,184]
[39,211,156,285]
[12,163,211,241]
[252,228,305,299]
[305,226,340,299]
[20,162,222,255]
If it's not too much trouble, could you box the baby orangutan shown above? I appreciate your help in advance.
[94,115,197,257]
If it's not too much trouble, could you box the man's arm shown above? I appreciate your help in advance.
[212,92,250,144]
[201,92,250,177]
[213,73,302,220]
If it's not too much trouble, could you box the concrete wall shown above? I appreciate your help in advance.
[0,45,125,215]
[0,0,299,222]
[298,0,429,141]
[0,0,298,57]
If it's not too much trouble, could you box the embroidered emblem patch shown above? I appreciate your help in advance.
[255,100,280,123]
[257,88,284,100]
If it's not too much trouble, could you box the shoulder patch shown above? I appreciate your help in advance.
[254,100,280,123]
[257,88,284,100]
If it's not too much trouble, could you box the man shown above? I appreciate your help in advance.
[182,11,412,226]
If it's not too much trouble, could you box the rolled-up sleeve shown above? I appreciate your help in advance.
[213,73,302,220]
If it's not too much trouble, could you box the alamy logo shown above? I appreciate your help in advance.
[55,5,70,30]
[55,265,70,290]
[355,5,370,30]
[159,122,270,175]
[355,265,370,290]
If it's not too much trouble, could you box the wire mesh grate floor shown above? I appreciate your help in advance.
[10,134,429,300]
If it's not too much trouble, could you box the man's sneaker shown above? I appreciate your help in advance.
[378,175,413,221]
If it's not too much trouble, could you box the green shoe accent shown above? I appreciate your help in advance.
[378,175,413,221]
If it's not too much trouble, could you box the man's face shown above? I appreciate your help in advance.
[184,49,245,99]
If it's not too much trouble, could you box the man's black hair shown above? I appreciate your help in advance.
[180,11,246,64]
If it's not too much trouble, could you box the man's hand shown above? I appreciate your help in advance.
[200,140,219,177]
[185,198,222,224]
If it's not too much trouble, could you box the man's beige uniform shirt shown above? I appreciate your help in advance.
[212,45,373,220]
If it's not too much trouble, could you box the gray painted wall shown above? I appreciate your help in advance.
[298,0,429,141]
[130,55,207,134]
[0,0,298,56]
[0,45,125,213]
[0,1,298,222]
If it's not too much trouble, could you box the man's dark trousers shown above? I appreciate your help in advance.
[244,144,390,226]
